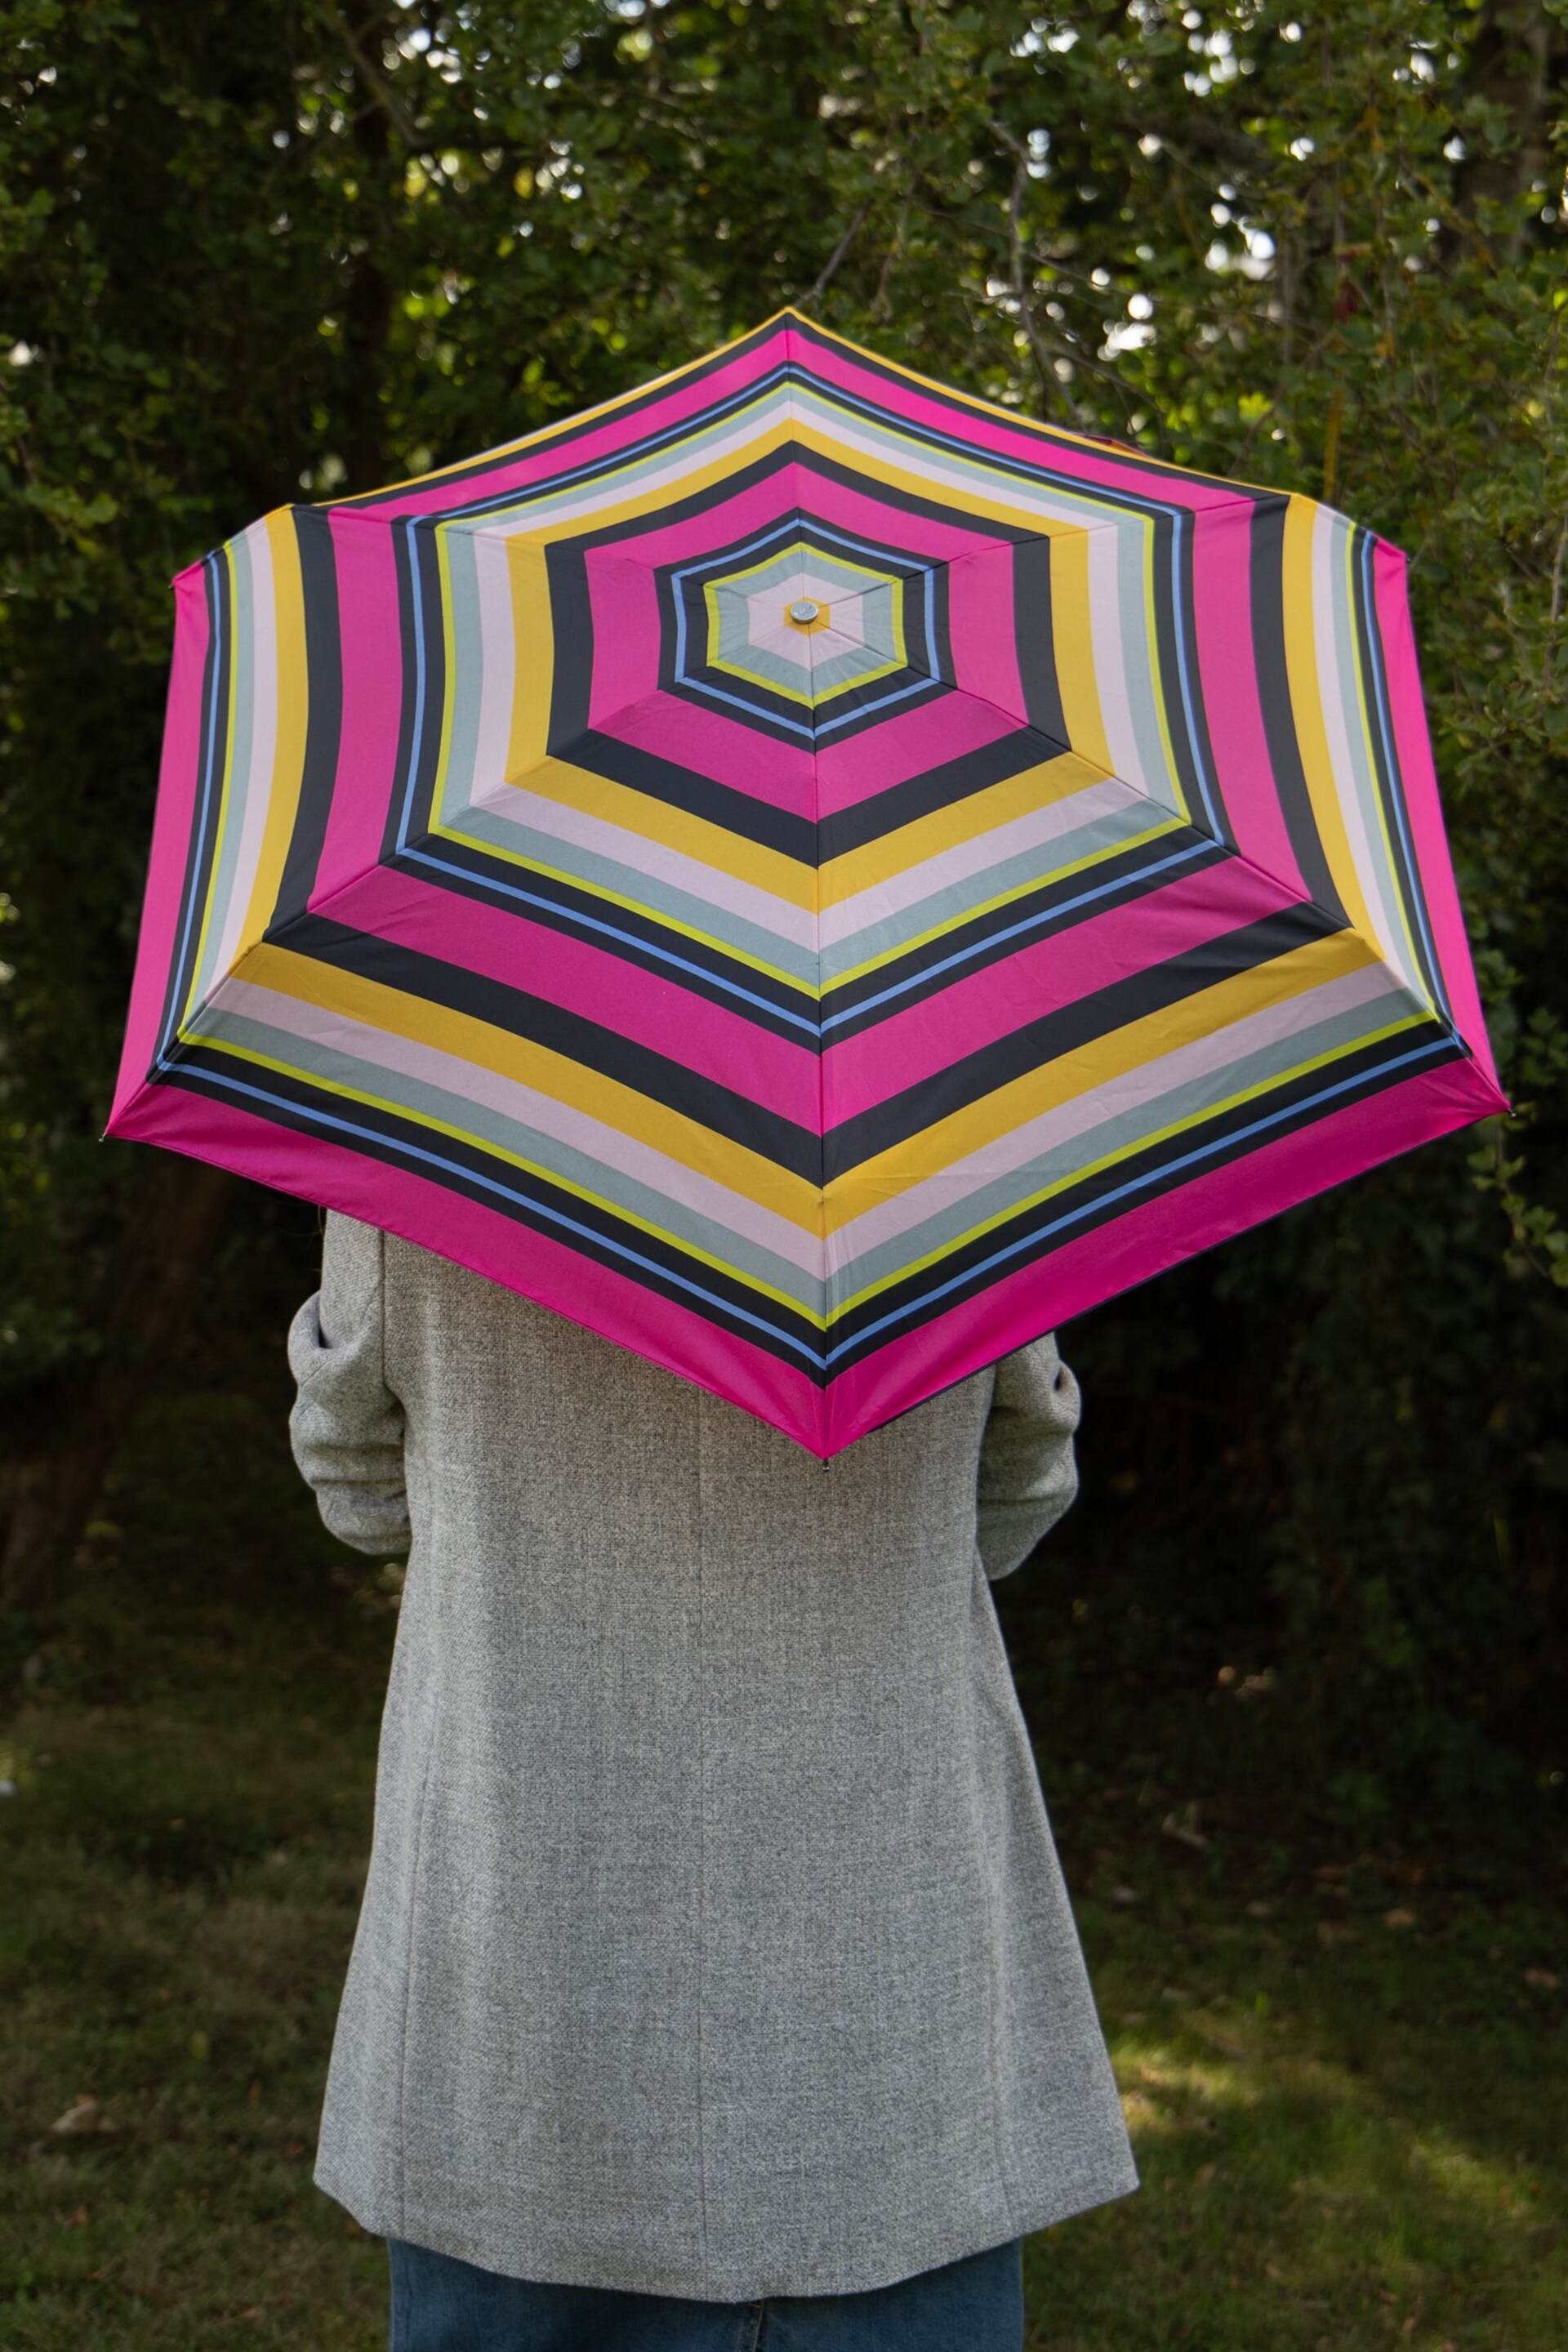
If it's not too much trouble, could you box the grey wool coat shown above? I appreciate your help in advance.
[288,1212,1136,2302]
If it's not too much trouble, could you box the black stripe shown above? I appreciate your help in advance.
[270,509,344,926]
[1348,528,1446,1014]
[826,1020,1465,1369]
[265,911,825,1184]
[389,831,819,1045]
[824,900,1347,1180]
[334,320,800,511]
[1013,537,1067,748]
[782,315,1276,506]
[539,724,818,862]
[381,521,425,860]
[818,831,1228,1040]
[155,554,229,1065]
[387,519,453,853]
[668,665,951,751]
[432,715,1085,881]
[162,1046,829,1374]
[1174,504,1229,840]
[817,724,1071,861]
[653,516,955,742]
[1249,499,1345,920]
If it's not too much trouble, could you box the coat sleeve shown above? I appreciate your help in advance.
[975,1334,1081,1582]
[287,1212,411,1557]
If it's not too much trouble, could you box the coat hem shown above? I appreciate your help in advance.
[312,2150,1141,2305]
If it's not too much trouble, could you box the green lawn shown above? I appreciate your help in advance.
[2,1383,1563,2350]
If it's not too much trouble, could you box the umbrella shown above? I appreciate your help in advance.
[108,311,1507,1456]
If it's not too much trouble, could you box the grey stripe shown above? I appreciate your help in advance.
[189,1004,829,1318]
[442,804,821,989]
[819,802,1175,982]
[827,976,1423,1309]
[194,530,257,1004]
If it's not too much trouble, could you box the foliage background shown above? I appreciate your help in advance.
[0,0,1565,1878]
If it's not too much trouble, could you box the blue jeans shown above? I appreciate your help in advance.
[386,2235,1025,2351]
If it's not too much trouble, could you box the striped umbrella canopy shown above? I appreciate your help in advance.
[109,311,1506,1457]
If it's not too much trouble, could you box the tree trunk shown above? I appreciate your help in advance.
[1454,2,1568,252]
[0,1153,232,1614]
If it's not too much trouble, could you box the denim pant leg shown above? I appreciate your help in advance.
[387,2236,1023,2352]
[761,2240,1024,2352]
[387,2240,758,2352]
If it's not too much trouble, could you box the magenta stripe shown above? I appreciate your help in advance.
[1191,501,1303,885]
[946,546,1028,722]
[822,1053,1506,1449]
[305,862,822,1126]
[105,1082,828,1451]
[816,693,1017,814]
[1371,540,1501,1085]
[576,452,1013,575]
[591,689,817,813]
[786,322,1250,516]
[314,511,406,898]
[821,856,1301,1122]
[581,469,807,570]
[779,459,1011,563]
[585,550,662,728]
[343,329,793,523]
[109,571,212,1127]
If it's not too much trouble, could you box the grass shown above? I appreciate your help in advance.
[1,1374,1564,2350]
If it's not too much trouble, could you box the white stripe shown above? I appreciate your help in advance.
[214,973,828,1276]
[817,775,1139,951]
[464,777,820,951]
[213,517,279,975]
[828,960,1409,1275]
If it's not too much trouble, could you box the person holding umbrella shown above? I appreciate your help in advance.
[111,312,1503,2348]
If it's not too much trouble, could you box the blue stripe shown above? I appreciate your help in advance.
[162,1058,828,1368]
[1356,529,1450,1023]
[395,518,432,856]
[397,840,822,1036]
[163,551,227,1059]
[824,1032,1453,1365]
[817,838,1211,1032]
[1165,510,1222,834]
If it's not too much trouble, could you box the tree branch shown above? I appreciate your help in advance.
[801,198,871,310]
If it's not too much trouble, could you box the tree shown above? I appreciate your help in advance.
[2,0,1564,1849]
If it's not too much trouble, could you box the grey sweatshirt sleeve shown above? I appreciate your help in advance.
[975,1334,1081,1581]
[287,1213,411,1556]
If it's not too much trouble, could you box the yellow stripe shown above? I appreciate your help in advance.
[818,752,1111,907]
[504,537,556,782]
[236,940,825,1231]
[182,538,246,1020]
[824,928,1383,1230]
[196,1022,821,1321]
[1049,530,1113,773]
[425,811,816,995]
[826,813,1183,991]
[499,756,819,909]
[1333,517,1430,989]
[241,510,310,950]
[1280,497,1383,953]
[830,1004,1427,1319]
